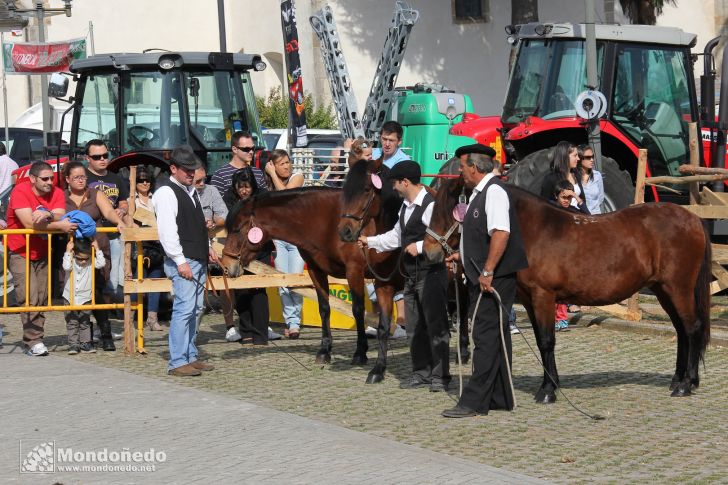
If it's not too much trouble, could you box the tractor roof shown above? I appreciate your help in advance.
[516,22,697,48]
[70,52,264,73]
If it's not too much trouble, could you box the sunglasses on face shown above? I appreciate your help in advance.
[193,178,206,185]
[137,179,151,184]
[235,146,255,153]
[89,152,110,161]
[582,155,594,160]
[35,175,53,182]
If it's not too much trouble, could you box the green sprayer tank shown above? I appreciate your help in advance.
[390,85,477,184]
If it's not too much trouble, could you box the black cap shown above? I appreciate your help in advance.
[170,145,203,170]
[455,143,496,158]
[386,160,421,181]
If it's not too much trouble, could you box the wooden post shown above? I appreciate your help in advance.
[688,122,700,204]
[626,149,648,320]
[123,165,137,355]
[633,148,648,205]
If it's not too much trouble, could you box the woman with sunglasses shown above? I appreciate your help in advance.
[222,167,273,345]
[264,149,305,339]
[63,160,127,351]
[577,144,604,215]
[131,165,165,331]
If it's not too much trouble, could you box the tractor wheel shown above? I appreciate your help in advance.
[507,148,634,212]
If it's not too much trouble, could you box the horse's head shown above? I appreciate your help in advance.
[424,175,467,263]
[338,159,384,242]
[221,197,269,277]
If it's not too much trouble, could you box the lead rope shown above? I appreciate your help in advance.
[463,288,517,409]
[458,259,603,420]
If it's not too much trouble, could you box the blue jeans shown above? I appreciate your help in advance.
[106,237,124,301]
[164,257,206,371]
[274,239,304,329]
[131,265,163,313]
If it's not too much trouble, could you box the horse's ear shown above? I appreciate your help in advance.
[368,157,383,173]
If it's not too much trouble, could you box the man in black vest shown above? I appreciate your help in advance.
[358,160,451,392]
[442,144,528,418]
[153,145,218,377]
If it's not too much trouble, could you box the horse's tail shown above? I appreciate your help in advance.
[695,222,712,361]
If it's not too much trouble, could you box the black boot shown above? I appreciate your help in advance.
[97,316,116,352]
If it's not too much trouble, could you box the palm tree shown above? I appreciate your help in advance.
[619,0,676,25]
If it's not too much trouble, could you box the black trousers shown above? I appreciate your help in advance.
[235,288,269,344]
[404,263,450,385]
[458,274,517,413]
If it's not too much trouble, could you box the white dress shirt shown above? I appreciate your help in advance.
[460,173,511,262]
[366,187,433,254]
[152,177,204,266]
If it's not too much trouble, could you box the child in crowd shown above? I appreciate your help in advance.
[552,180,580,331]
[63,237,106,354]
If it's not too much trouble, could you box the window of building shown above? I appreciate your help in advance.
[452,0,488,23]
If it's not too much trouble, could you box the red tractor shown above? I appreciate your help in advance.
[452,22,725,212]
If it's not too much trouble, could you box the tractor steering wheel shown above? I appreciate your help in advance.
[128,125,156,148]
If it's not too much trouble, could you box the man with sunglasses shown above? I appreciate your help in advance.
[85,139,130,306]
[210,131,268,197]
[6,161,77,356]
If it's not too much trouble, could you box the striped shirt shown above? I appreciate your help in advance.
[210,163,268,197]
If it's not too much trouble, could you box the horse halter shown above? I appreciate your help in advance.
[425,191,467,257]
[340,189,377,239]
[221,206,259,269]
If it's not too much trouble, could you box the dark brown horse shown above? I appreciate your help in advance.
[424,175,712,402]
[337,159,472,362]
[220,186,402,384]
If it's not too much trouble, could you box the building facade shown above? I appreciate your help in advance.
[0,0,724,129]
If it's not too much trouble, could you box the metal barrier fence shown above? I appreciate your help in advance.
[290,147,348,187]
[0,226,145,351]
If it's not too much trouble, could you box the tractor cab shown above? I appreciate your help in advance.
[502,22,698,181]
[51,52,266,173]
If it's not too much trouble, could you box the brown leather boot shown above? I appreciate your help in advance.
[168,363,202,376]
[189,360,215,371]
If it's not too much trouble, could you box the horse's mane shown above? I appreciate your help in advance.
[225,186,339,232]
[342,160,369,202]
[342,160,400,229]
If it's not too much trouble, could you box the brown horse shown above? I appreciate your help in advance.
[220,186,402,384]
[337,159,472,363]
[423,175,712,402]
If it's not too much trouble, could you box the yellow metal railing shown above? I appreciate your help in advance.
[0,227,144,351]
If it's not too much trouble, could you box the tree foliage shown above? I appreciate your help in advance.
[619,0,676,25]
[256,87,338,130]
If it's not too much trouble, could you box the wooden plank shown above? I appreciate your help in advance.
[125,273,354,293]
[700,187,728,206]
[634,148,647,205]
[712,244,728,264]
[121,226,160,242]
[679,165,728,175]
[123,241,135,355]
[596,303,641,322]
[688,122,700,204]
[681,205,728,219]
[711,261,728,289]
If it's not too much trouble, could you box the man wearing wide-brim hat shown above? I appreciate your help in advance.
[358,159,451,393]
[153,145,218,377]
[442,143,528,418]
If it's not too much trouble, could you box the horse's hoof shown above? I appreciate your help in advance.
[669,379,680,391]
[351,354,368,365]
[315,353,331,364]
[534,390,557,404]
[671,384,692,397]
[366,371,385,384]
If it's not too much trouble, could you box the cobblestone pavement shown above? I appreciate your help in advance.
[2,309,727,483]
[0,352,538,484]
